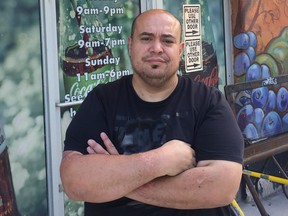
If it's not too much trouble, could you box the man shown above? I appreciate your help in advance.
[60,9,244,216]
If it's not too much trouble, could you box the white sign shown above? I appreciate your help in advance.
[183,4,203,72]
[185,38,202,72]
[183,5,201,37]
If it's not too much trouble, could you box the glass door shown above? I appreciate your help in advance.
[41,0,144,215]
[163,0,230,92]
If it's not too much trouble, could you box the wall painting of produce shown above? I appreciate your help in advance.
[231,0,288,83]
[225,75,288,143]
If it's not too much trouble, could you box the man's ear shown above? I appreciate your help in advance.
[128,37,132,56]
[179,42,184,56]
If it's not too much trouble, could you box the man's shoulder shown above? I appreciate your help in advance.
[91,74,132,96]
[179,75,216,94]
[178,75,226,107]
[98,74,132,89]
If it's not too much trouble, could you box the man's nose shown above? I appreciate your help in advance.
[149,40,163,53]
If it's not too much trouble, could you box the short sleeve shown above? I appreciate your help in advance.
[194,88,244,164]
[64,89,108,155]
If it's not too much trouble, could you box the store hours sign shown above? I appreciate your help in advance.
[58,0,139,117]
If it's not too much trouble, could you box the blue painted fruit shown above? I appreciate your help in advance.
[261,111,283,137]
[236,104,254,131]
[246,63,261,81]
[251,87,269,109]
[234,52,250,76]
[243,123,259,140]
[276,87,288,112]
[263,90,277,113]
[234,33,250,50]
[245,46,256,62]
[253,108,264,132]
[282,113,288,132]
[247,31,257,48]
[261,64,270,78]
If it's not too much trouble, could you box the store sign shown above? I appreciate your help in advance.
[58,0,139,117]
[183,5,201,37]
[183,4,203,73]
[185,38,202,72]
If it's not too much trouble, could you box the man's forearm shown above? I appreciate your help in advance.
[126,160,242,209]
[61,140,194,203]
[60,150,166,203]
[65,136,195,203]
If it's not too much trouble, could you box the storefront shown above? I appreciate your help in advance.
[42,1,229,214]
[0,0,287,215]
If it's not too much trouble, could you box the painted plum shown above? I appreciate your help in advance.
[253,108,264,132]
[246,63,262,81]
[251,87,269,109]
[282,113,288,132]
[263,90,277,113]
[261,111,283,137]
[243,123,259,139]
[236,104,254,131]
[234,52,250,76]
[277,87,288,112]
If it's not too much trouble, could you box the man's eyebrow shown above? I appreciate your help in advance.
[139,32,154,37]
[139,32,176,39]
[162,34,176,39]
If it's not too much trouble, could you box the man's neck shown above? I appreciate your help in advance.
[132,74,179,102]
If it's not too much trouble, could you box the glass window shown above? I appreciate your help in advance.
[0,1,47,215]
[164,0,227,92]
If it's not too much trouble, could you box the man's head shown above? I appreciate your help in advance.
[128,9,184,89]
[130,10,182,40]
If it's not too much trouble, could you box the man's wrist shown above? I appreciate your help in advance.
[138,148,167,178]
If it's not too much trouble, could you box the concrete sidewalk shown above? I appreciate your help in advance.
[238,187,288,216]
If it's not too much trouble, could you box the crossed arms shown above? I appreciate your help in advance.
[60,132,242,209]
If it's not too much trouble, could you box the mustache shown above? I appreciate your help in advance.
[142,54,169,62]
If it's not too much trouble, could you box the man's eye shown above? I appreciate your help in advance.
[163,39,174,44]
[141,37,151,41]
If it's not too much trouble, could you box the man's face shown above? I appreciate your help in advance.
[128,11,184,88]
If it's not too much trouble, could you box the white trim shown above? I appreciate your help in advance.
[141,0,163,11]
[39,0,65,215]
[223,0,234,85]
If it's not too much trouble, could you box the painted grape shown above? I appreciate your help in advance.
[234,33,250,50]
[235,86,288,140]
[283,113,288,132]
[277,87,288,112]
[253,108,265,131]
[233,27,288,80]
[236,104,254,131]
[234,52,250,76]
[263,90,277,113]
[243,123,259,140]
[246,63,261,81]
[261,65,271,78]
[251,87,269,109]
[261,111,282,137]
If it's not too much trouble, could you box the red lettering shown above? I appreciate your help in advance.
[193,65,219,87]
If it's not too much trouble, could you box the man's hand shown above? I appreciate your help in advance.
[87,132,119,155]
[157,140,196,176]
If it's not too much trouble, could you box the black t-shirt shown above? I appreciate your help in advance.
[64,75,244,216]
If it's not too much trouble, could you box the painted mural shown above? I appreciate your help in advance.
[231,0,288,200]
[231,0,288,83]
[231,0,288,141]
